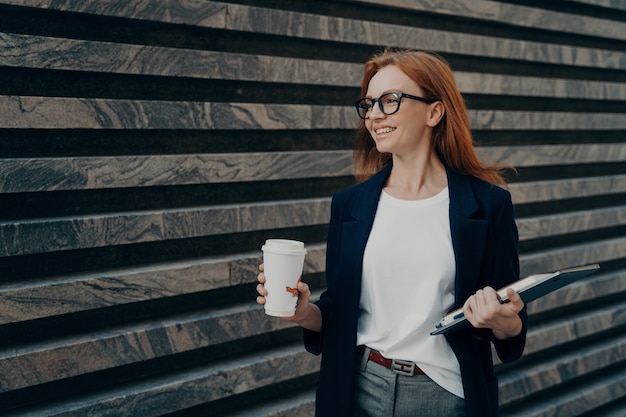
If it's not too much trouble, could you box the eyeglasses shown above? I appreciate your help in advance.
[354,92,435,119]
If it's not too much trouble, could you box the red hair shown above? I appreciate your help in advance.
[353,49,511,186]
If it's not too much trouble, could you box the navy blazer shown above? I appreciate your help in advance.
[303,164,527,417]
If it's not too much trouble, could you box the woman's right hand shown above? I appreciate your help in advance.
[256,264,322,331]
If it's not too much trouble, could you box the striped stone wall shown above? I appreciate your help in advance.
[0,1,625,416]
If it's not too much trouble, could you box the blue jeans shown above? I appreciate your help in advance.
[354,349,466,417]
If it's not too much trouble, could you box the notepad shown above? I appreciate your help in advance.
[430,264,600,335]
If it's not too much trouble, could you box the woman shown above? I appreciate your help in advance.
[257,49,527,417]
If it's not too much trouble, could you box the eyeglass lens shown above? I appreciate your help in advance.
[356,92,402,119]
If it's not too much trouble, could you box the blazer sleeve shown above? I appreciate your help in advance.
[489,190,527,363]
[302,193,342,355]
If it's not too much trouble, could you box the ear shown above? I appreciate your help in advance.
[426,101,445,127]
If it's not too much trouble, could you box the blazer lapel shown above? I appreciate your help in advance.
[446,166,489,308]
[337,165,391,293]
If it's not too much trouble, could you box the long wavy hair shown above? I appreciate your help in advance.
[353,48,511,186]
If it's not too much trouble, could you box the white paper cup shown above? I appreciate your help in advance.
[261,239,307,317]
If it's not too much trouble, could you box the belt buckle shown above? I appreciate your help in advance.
[391,359,416,376]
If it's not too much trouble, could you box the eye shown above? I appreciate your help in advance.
[381,94,399,105]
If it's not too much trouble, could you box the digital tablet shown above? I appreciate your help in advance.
[430,264,600,335]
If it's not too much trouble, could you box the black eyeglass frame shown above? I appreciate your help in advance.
[354,91,436,120]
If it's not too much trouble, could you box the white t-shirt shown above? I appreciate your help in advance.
[356,187,464,398]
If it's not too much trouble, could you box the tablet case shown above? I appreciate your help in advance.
[430,264,600,335]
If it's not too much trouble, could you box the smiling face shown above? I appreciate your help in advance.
[364,65,437,159]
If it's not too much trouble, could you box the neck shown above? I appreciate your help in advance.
[386,152,447,200]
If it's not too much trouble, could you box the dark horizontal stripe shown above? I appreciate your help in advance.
[464,94,626,113]
[505,162,626,183]
[519,224,626,254]
[444,53,626,83]
[514,193,626,219]
[596,257,626,275]
[0,225,329,281]
[0,177,351,220]
[1,129,622,159]
[473,130,626,147]
[0,66,360,103]
[0,129,356,158]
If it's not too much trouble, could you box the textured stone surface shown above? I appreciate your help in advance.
[0,244,327,324]
[520,236,626,276]
[0,97,357,130]
[3,96,626,131]
[0,152,353,192]
[528,270,626,315]
[0,199,331,256]
[510,175,626,204]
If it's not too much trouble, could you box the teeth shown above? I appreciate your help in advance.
[376,127,396,134]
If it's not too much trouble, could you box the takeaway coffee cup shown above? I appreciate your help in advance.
[261,239,307,317]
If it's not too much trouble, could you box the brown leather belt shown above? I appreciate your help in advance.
[357,345,425,376]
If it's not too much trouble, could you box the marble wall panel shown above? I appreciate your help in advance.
[528,270,626,316]
[0,33,363,87]
[469,110,626,130]
[0,258,232,324]
[516,205,626,241]
[479,144,626,167]
[0,198,331,256]
[509,175,626,205]
[0,97,358,130]
[0,244,326,325]
[0,152,352,192]
[3,96,626,131]
[454,72,626,100]
[523,303,626,357]
[3,1,625,68]
[519,236,626,276]
[0,306,296,391]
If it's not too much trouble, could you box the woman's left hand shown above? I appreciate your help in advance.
[463,286,524,340]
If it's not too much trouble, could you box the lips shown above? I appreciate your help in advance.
[375,127,396,135]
